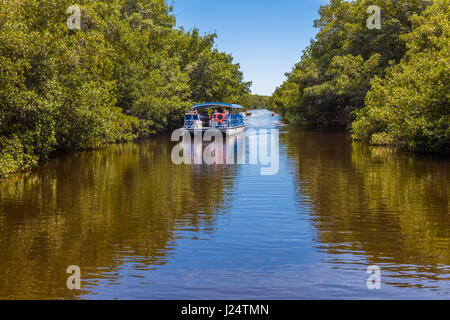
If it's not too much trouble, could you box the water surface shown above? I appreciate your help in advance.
[0,110,448,299]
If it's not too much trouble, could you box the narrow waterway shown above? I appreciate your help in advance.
[0,110,448,299]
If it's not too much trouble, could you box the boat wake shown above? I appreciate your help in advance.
[244,109,285,129]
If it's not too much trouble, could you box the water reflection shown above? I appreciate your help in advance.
[0,137,236,299]
[283,129,450,290]
[176,130,246,165]
[0,114,449,299]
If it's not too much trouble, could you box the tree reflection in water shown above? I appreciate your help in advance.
[0,136,236,299]
[283,129,450,289]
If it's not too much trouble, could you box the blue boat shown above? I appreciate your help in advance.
[184,103,245,135]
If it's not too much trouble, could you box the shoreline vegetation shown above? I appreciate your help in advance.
[270,0,449,154]
[1,0,448,178]
[0,0,252,176]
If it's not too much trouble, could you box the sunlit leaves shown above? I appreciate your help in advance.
[0,0,250,175]
[352,0,449,152]
[270,0,430,128]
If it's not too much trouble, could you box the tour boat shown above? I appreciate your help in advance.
[184,103,246,135]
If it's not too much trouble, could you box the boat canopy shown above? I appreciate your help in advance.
[192,103,244,110]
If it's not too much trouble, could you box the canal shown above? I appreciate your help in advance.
[0,110,448,299]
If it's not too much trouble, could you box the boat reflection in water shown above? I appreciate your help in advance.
[172,127,279,176]
[175,130,246,166]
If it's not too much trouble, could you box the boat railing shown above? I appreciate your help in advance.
[185,113,243,129]
[211,114,243,128]
[184,114,201,129]
[229,113,244,127]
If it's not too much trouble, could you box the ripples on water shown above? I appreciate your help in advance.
[0,110,448,299]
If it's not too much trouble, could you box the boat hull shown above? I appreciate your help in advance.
[184,125,245,135]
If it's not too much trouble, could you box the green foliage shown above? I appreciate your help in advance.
[241,94,271,110]
[272,0,447,153]
[352,0,450,152]
[0,0,250,176]
[177,29,251,105]
[271,0,430,127]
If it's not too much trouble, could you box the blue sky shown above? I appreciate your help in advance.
[172,0,326,95]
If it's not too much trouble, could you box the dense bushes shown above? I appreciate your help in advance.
[241,94,271,110]
[0,0,250,175]
[352,0,449,152]
[270,0,449,153]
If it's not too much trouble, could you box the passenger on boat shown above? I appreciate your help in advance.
[224,108,231,121]
[199,111,209,126]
